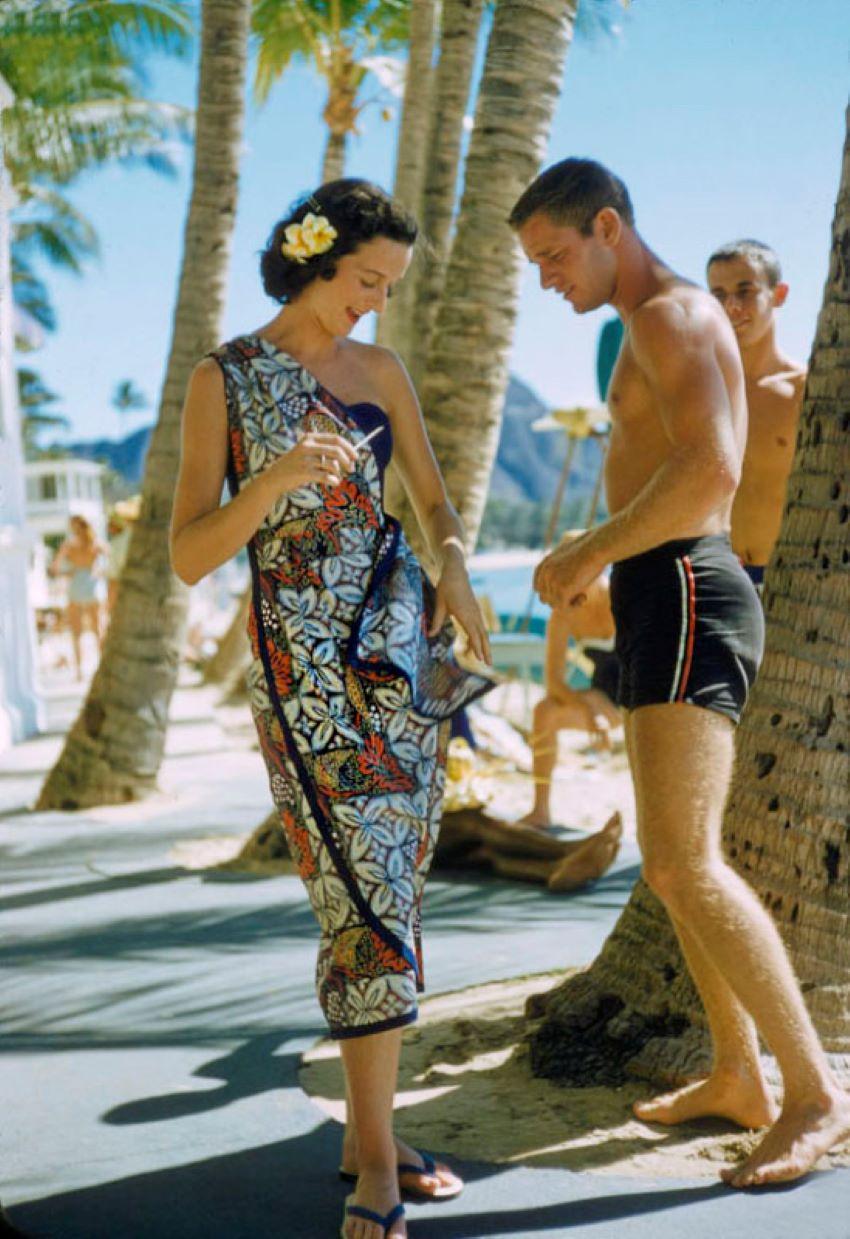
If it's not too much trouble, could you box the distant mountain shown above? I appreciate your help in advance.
[66,424,152,484]
[63,373,605,514]
[490,374,604,509]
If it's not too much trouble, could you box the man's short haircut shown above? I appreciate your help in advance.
[706,239,782,288]
[509,158,635,235]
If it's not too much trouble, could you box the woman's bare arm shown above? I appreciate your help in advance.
[373,348,465,564]
[372,348,491,664]
[170,359,357,585]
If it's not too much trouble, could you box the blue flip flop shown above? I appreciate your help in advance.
[338,1152,463,1201]
[340,1196,405,1237]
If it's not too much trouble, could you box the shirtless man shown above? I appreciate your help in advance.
[510,158,850,1188]
[707,239,805,589]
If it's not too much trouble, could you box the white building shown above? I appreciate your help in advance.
[25,457,107,545]
[0,72,44,748]
[24,457,108,611]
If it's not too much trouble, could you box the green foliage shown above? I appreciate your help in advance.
[478,494,598,551]
[252,0,409,108]
[17,366,70,456]
[112,379,149,413]
[1,0,193,189]
[3,0,193,365]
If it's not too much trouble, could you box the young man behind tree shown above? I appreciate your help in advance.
[707,239,805,593]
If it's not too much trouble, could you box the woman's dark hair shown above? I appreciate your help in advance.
[260,178,418,303]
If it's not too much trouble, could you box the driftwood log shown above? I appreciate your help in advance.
[231,803,621,893]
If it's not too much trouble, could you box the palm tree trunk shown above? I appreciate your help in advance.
[405,0,484,390]
[321,126,346,181]
[376,0,440,357]
[529,104,850,1087]
[390,0,441,214]
[37,0,251,810]
[201,584,251,684]
[390,0,578,561]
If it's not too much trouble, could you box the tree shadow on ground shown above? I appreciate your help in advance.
[103,1033,305,1125]
[5,1121,776,1239]
[0,866,191,914]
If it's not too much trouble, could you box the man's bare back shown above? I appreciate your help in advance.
[731,366,805,564]
[605,281,747,536]
[707,243,806,569]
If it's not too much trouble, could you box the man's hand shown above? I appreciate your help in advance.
[534,532,607,610]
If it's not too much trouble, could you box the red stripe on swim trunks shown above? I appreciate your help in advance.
[676,555,696,701]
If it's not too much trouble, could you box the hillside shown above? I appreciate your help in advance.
[64,373,605,522]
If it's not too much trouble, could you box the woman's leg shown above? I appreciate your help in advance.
[340,1028,406,1239]
[66,602,83,679]
[82,602,104,649]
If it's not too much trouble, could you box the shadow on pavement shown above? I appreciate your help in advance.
[103,1033,305,1125]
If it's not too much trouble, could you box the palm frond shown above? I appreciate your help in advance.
[4,98,191,187]
[10,254,57,332]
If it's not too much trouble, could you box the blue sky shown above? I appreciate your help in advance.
[21,0,850,442]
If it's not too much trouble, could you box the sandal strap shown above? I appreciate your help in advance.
[346,1202,405,1231]
[397,1151,436,1176]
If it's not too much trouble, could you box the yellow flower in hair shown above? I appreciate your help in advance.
[281,212,338,263]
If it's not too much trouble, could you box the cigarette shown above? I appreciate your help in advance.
[355,424,384,453]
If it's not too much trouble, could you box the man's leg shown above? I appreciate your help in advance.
[519,697,567,827]
[630,703,850,1186]
[625,711,775,1127]
[520,695,612,829]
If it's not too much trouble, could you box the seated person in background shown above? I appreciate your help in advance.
[706,239,805,594]
[520,531,621,831]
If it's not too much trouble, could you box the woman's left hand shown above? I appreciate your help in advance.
[428,561,492,666]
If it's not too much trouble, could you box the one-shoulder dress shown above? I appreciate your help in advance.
[211,336,494,1038]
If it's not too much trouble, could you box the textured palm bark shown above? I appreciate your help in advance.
[37,0,250,809]
[529,106,850,1087]
[201,585,251,684]
[388,0,577,561]
[406,0,484,390]
[321,119,347,182]
[377,0,439,357]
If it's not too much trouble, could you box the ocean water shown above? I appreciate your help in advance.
[467,552,548,634]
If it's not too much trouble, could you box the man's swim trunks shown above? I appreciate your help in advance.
[609,534,764,724]
[742,562,765,598]
[583,642,620,706]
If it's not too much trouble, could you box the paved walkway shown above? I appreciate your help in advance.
[1,679,847,1237]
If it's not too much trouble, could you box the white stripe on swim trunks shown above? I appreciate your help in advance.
[670,557,689,701]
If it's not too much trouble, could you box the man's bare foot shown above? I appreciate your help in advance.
[547,812,622,891]
[342,1169,405,1239]
[634,1069,778,1129]
[517,808,558,832]
[720,1089,850,1188]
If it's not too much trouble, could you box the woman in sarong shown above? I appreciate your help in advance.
[171,179,494,1239]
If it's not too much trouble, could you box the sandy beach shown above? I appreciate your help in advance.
[301,970,850,1182]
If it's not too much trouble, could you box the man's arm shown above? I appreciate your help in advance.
[536,299,742,608]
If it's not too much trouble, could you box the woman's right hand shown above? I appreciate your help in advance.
[267,432,358,494]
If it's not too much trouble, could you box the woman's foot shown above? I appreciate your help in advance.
[341,1134,463,1200]
[342,1170,405,1239]
[634,1068,778,1129]
[720,1088,850,1188]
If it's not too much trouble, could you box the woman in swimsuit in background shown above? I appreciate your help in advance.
[170,179,494,1239]
[50,514,106,680]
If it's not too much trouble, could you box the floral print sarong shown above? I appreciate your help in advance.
[211,335,494,1037]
